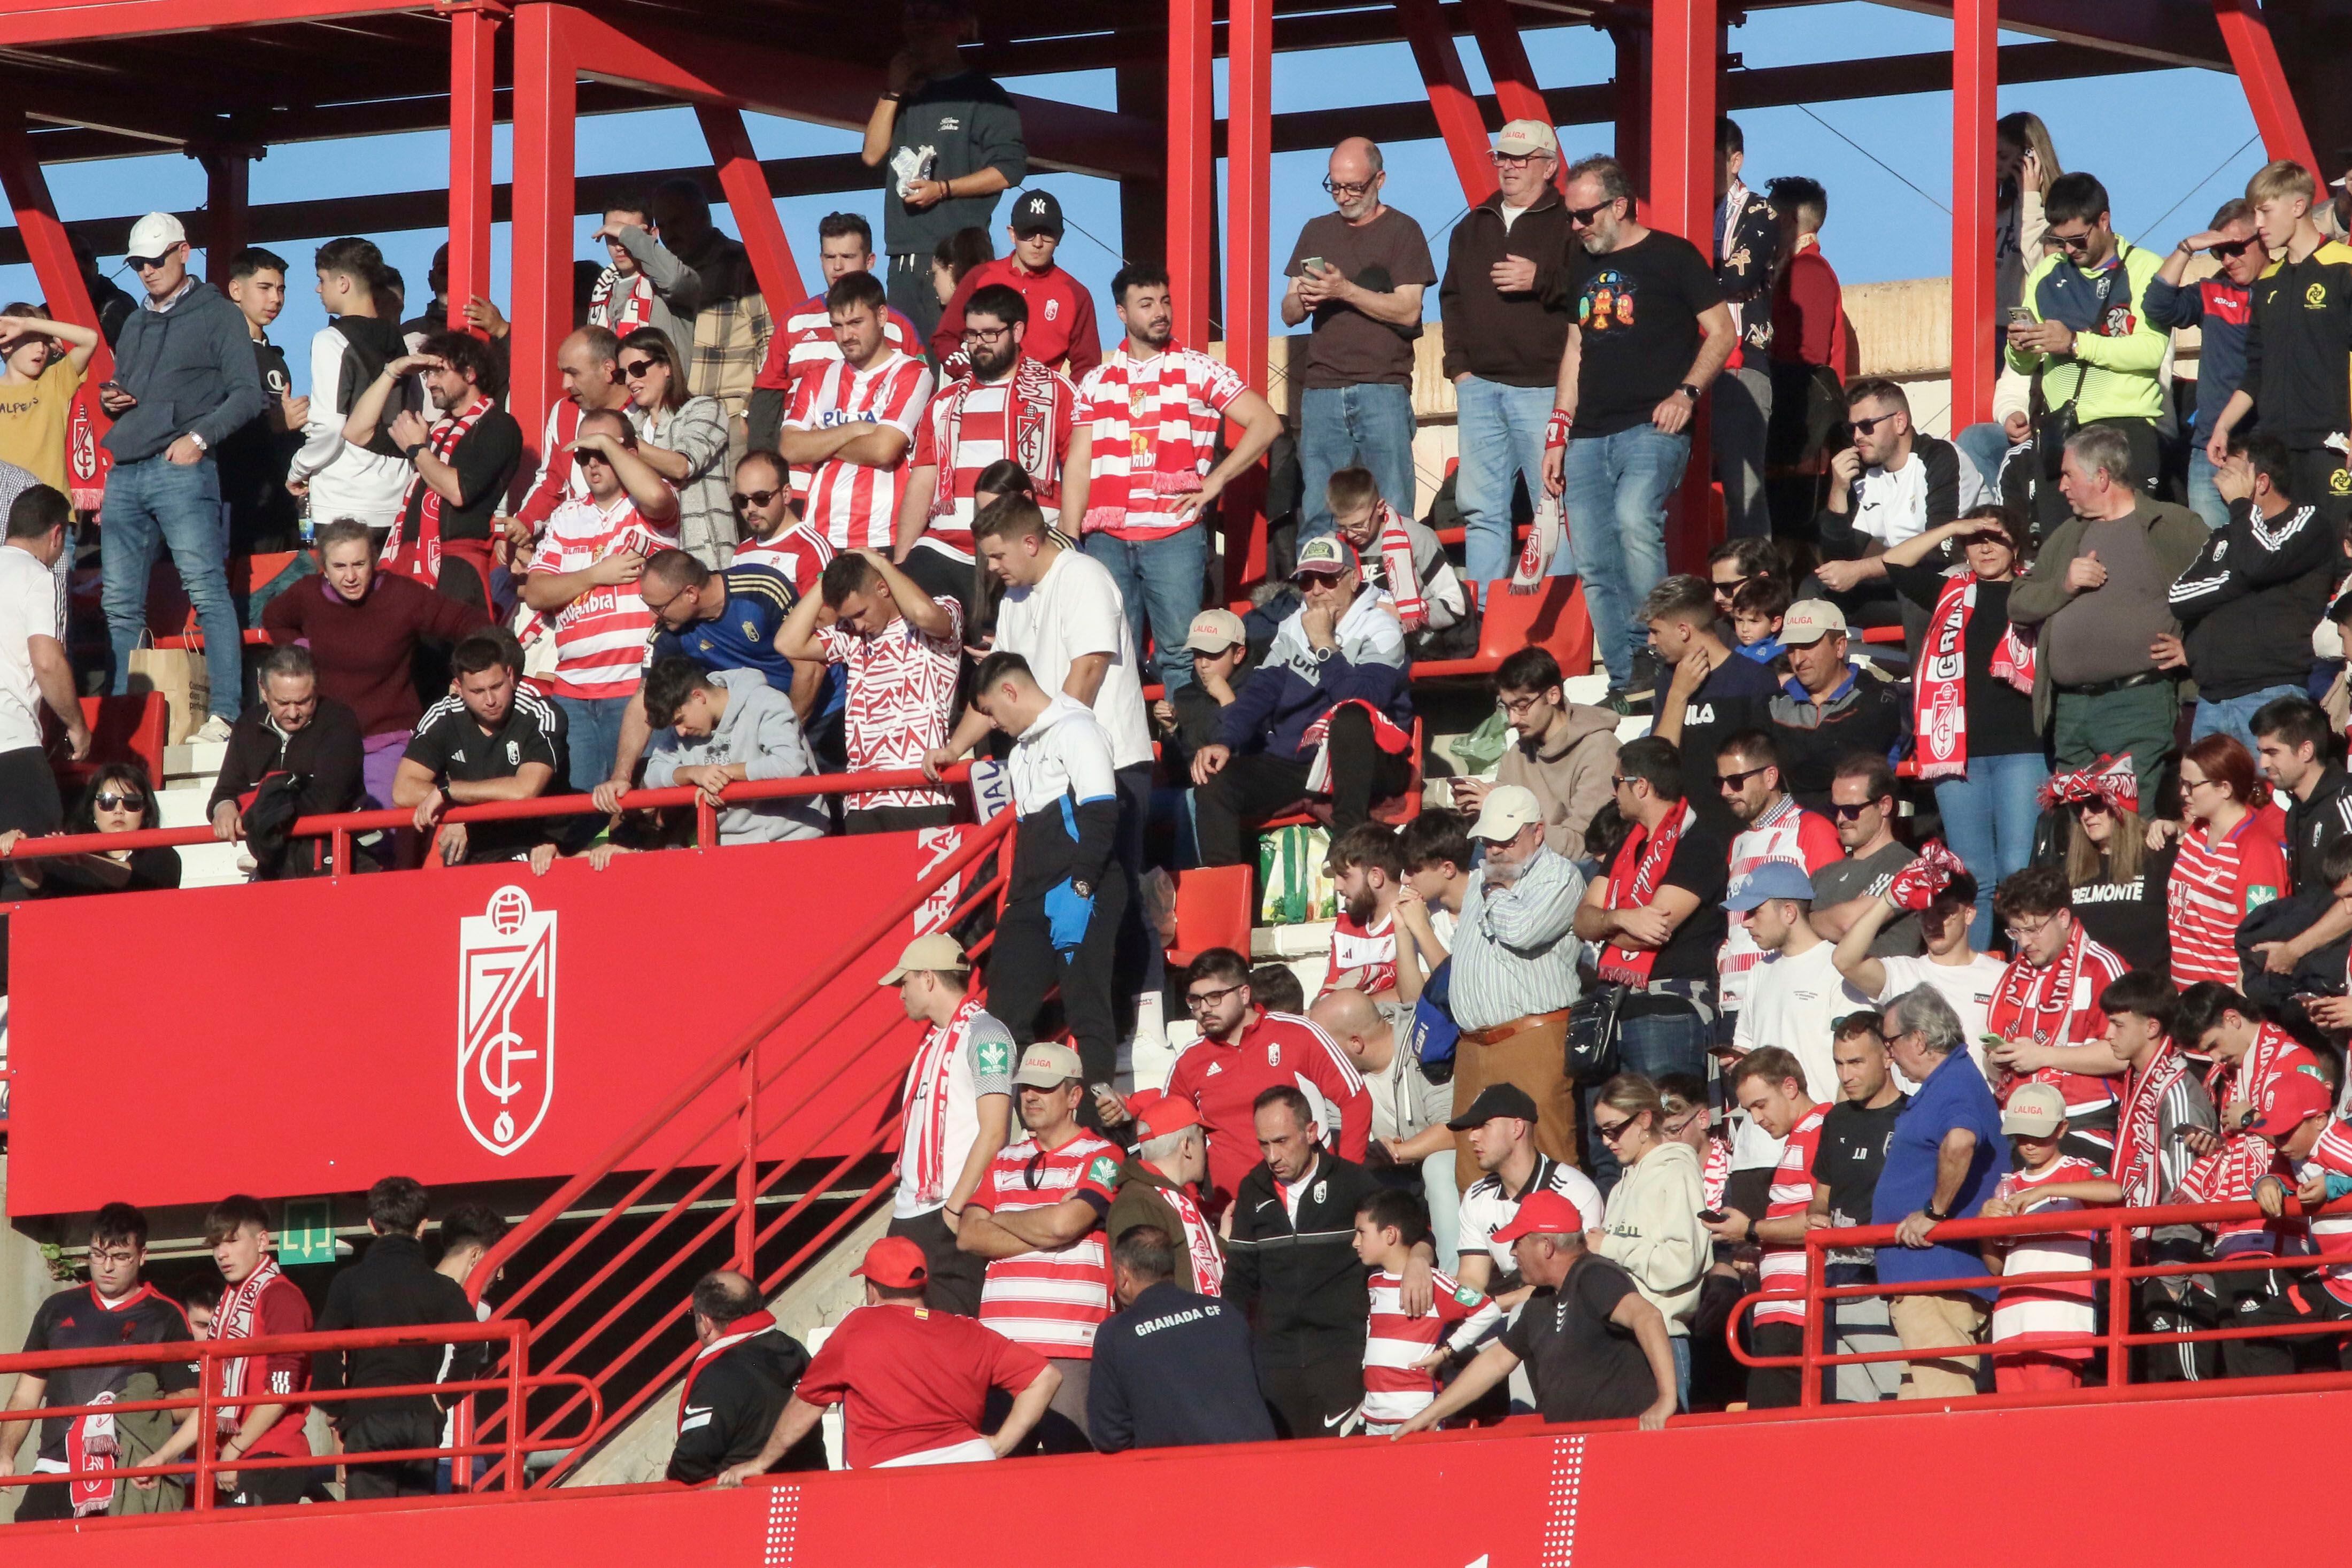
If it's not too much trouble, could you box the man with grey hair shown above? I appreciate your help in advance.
[1870,983,2009,1399]
[1283,136,1437,545]
[1106,1092,1221,1293]
[206,642,369,876]
[2006,422,2206,800]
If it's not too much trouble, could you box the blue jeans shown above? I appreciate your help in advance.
[1954,421,2013,496]
[553,693,631,793]
[1298,383,1418,544]
[1081,526,1205,691]
[2192,683,2305,754]
[2185,444,2227,531]
[101,452,241,719]
[1454,376,1569,587]
[1932,752,2049,949]
[1584,1001,1712,1192]
[1559,425,1692,688]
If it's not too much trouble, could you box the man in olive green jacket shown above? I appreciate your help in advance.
[2006,424,2207,801]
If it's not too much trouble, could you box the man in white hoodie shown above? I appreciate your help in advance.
[287,237,414,532]
[638,658,825,843]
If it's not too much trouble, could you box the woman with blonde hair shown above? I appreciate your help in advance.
[1995,111,2062,319]
[1593,1072,1710,1408]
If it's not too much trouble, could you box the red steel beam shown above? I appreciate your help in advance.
[1166,0,1213,350]
[1396,0,1500,204]
[1461,0,1564,190]
[508,1,574,452]
[693,104,805,310]
[1648,0,1716,576]
[448,2,501,334]
[0,114,115,457]
[1950,0,1997,428]
[1222,0,1274,599]
[0,0,421,48]
[2208,0,2320,177]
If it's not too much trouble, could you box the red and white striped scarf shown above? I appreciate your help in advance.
[1598,800,1694,985]
[211,1258,286,1433]
[1080,340,1217,532]
[1913,574,2035,782]
[900,997,984,1204]
[590,268,656,335]
[2113,1043,2193,1209]
[1987,918,2095,1054]
[1301,699,1414,795]
[1362,501,1429,630]
[675,1310,777,1441]
[1156,1176,1224,1294]
[381,395,492,586]
[936,357,1062,517]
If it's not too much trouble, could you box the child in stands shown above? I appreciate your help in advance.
[1352,1188,1500,1435]
[1731,575,1791,665]
[1978,1083,2116,1392]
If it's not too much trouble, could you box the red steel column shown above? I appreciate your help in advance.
[1222,0,1274,598]
[1462,0,1563,190]
[1950,0,1998,429]
[1165,0,1212,350]
[695,104,806,310]
[1648,0,1715,573]
[2210,0,2320,176]
[510,2,575,454]
[198,148,250,286]
[1395,0,1499,204]
[1610,21,1651,221]
[448,2,502,333]
[0,114,115,501]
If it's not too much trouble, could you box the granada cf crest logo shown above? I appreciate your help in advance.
[459,886,557,1156]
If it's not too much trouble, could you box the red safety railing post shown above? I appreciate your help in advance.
[505,1322,526,1491]
[736,1041,759,1273]
[696,795,719,849]
[194,1350,219,1509]
[1799,1236,1821,1408]
[2107,1215,2133,1388]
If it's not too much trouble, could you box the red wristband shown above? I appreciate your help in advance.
[1545,409,1572,451]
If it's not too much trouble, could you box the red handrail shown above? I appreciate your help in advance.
[1725,1195,2352,1406]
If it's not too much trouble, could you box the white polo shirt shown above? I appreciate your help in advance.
[994,546,1154,771]
[0,542,58,754]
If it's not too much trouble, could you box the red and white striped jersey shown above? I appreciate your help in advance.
[754,291,921,502]
[1987,1155,2101,1354]
[731,520,832,599]
[912,359,1079,554]
[972,1130,1121,1358]
[2167,810,2291,989]
[1718,797,1844,1014]
[2179,1024,2328,1248]
[1075,344,1248,541]
[1322,909,1398,999]
[1754,1102,1827,1325]
[1362,1269,1502,1428]
[817,594,965,812]
[515,399,643,530]
[783,348,934,550]
[2300,1119,2352,1306]
[526,492,679,700]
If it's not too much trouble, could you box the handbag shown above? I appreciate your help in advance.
[1564,982,1630,1080]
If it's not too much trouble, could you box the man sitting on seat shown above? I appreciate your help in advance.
[1190,536,1414,868]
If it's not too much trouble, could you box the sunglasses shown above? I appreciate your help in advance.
[127,252,174,272]
[1566,200,1617,227]
[2208,237,2255,260]
[1717,764,1770,792]
[1847,412,1899,437]
[1293,570,1343,588]
[2049,228,2098,252]
[1594,1114,1637,1141]
[1711,573,1752,597]
[1490,150,1546,167]
[731,487,783,512]
[2074,797,2111,816]
[1829,800,1879,821]
[618,358,661,380]
[94,791,144,812]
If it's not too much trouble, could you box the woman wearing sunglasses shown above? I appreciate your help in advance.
[2035,756,2168,976]
[617,328,732,569]
[1873,503,2045,947]
[2167,735,2291,990]
[1591,1073,1709,1409]
[0,761,180,897]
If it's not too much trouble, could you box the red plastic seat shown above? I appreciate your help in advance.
[1411,577,1594,680]
[49,692,169,794]
[148,552,299,650]
[1164,863,1254,969]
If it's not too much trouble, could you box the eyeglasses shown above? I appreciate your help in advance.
[618,358,660,380]
[2048,228,2098,253]
[962,323,1014,344]
[1717,765,1770,792]
[2208,237,2255,260]
[89,1248,139,1267]
[2003,910,2065,944]
[1594,1114,1637,1142]
[1566,200,1617,227]
[1829,799,1879,821]
[732,487,783,512]
[1323,176,1376,198]
[1184,982,1248,1012]
[1495,693,1545,718]
[1660,1108,1703,1137]
[94,791,143,812]
[2183,774,2225,795]
[1490,151,1546,168]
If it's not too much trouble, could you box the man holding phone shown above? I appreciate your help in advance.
[97,212,266,743]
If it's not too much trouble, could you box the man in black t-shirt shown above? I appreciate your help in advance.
[1811,1017,1908,1403]
[5,1203,201,1521]
[393,631,567,869]
[218,248,306,554]
[1643,573,1778,828]
[2243,696,2352,1005]
[1394,1191,1677,1433]
[1541,154,1736,701]
[344,331,523,611]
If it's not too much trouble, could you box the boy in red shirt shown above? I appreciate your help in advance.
[204,1194,313,1508]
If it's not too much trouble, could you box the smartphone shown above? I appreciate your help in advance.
[1300,256,1327,275]
[1979,1032,2005,1047]
[2005,307,2034,327]
[1698,1209,1728,1225]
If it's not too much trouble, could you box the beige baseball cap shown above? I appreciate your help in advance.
[1184,609,1247,654]
[2000,1080,2068,1137]
[878,932,969,985]
[1495,120,1560,159]
[1779,598,1849,646]
[1012,1041,1085,1088]
[1469,783,1544,843]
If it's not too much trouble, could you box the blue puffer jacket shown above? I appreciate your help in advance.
[1217,589,1412,763]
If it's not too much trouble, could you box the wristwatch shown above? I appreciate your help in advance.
[1922,1201,1951,1223]
[403,441,427,462]
[1676,382,1701,402]
[1070,879,1093,899]
[1312,645,1334,665]
[186,430,208,452]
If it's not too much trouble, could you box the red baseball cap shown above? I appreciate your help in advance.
[2250,1065,2334,1139]
[1491,1190,1591,1245]
[1129,1090,1202,1141]
[852,1235,930,1290]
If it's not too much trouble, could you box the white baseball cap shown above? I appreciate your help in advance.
[125,212,187,262]
[1469,783,1544,843]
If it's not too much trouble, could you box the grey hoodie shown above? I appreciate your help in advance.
[643,668,825,843]
[103,280,267,462]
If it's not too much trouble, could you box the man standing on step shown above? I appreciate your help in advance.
[881,932,1013,1316]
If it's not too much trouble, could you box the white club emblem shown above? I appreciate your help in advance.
[458,886,558,1156]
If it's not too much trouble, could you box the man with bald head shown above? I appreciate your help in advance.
[1311,985,1459,1258]
[666,1269,826,1484]
[1283,136,1437,546]
[503,325,641,557]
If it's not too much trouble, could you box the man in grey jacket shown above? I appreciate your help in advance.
[98,212,267,739]
[639,660,826,843]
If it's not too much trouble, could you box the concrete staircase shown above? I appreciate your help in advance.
[151,737,252,889]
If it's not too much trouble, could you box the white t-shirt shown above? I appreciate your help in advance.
[994,546,1154,770]
[1873,952,2009,1075]
[1456,1153,1606,1275]
[1850,452,1933,547]
[1732,939,1868,1109]
[0,543,58,754]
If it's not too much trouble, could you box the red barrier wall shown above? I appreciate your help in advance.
[8,831,969,1215]
[5,1387,2347,1564]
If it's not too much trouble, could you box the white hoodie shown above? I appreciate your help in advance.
[1598,1138,1711,1334]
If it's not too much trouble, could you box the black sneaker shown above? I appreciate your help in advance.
[1628,648,1662,693]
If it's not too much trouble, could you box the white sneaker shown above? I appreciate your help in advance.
[189,715,234,744]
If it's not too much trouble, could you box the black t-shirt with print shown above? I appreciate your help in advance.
[1500,1255,1657,1424]
[1560,230,1725,436]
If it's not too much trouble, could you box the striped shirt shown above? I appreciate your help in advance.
[1754,1102,1827,1325]
[783,348,934,550]
[818,595,965,812]
[1450,845,1587,1032]
[2178,1024,2328,1249]
[515,399,643,529]
[1322,908,1398,999]
[1987,1155,2102,1355]
[1719,797,1844,1014]
[526,492,678,700]
[2300,1119,2352,1306]
[2166,808,2289,989]
[912,359,1079,553]
[1362,1269,1502,1429]
[972,1130,1121,1358]
[754,293,920,498]
[730,520,834,598]
[1075,343,1248,540]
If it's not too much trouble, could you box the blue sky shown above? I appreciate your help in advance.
[0,2,2270,365]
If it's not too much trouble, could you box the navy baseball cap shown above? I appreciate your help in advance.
[1723,860,1815,912]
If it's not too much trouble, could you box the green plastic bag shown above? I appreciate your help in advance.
[1451,706,1512,777]
[1257,824,1333,926]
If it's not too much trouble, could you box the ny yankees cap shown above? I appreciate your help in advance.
[880,932,970,985]
[1009,188,1064,238]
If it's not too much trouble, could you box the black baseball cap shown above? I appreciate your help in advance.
[1447,1082,1540,1131]
[1009,188,1063,238]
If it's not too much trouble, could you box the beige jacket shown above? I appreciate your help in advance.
[1597,1139,1710,1333]
[1495,703,1620,859]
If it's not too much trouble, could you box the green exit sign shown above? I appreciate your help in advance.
[279,1199,336,1266]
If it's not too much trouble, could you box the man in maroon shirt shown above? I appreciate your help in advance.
[1765,175,1849,535]
[930,189,1101,382]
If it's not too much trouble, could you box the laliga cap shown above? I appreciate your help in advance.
[1012,1041,1084,1088]
[1778,598,1848,646]
[1184,608,1247,654]
[1494,120,1560,159]
[2000,1080,2069,1137]
[878,932,970,985]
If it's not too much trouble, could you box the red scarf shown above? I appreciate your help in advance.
[2112,1043,2192,1210]
[1913,574,2036,781]
[935,357,1061,521]
[590,268,656,335]
[382,394,492,587]
[1985,918,2099,1102]
[1148,1168,1224,1293]
[900,997,984,1204]
[1366,500,1428,630]
[60,1283,164,1517]
[211,1258,286,1434]
[1081,341,1210,532]
[1598,800,1693,984]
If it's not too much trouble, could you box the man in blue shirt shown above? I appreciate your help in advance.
[592,548,827,810]
[1873,982,2009,1400]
